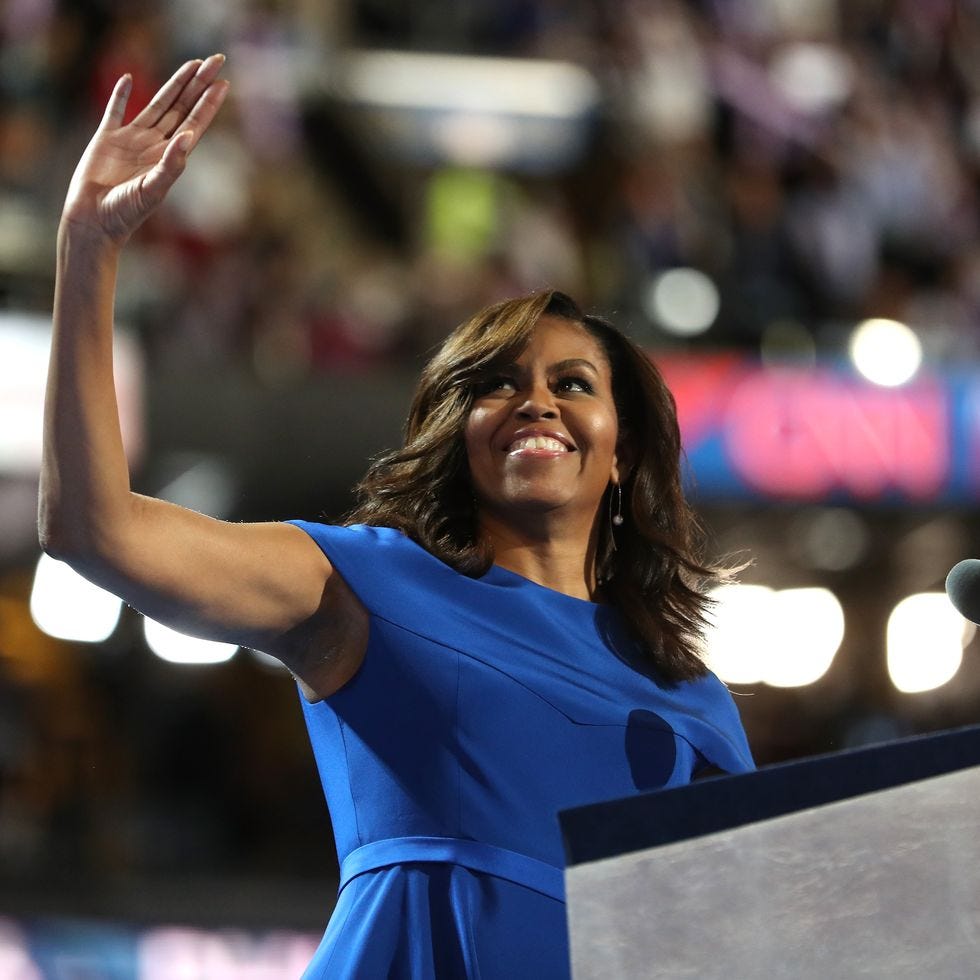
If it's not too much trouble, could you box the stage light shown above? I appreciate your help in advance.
[849,318,922,387]
[887,593,972,694]
[706,584,844,688]
[30,554,122,643]
[764,588,844,687]
[0,312,143,477]
[769,43,853,115]
[343,50,599,120]
[143,617,237,665]
[645,268,719,337]
[704,584,774,685]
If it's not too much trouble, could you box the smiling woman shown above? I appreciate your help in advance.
[41,57,752,980]
[349,289,726,681]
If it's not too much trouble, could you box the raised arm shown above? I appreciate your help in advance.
[39,56,367,698]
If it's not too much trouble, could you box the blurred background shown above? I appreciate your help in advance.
[3,0,980,974]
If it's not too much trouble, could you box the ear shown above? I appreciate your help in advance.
[611,433,634,485]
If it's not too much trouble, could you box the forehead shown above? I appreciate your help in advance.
[514,315,610,369]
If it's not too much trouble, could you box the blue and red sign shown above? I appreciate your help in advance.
[658,353,980,504]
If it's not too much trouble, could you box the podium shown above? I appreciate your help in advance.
[559,725,980,979]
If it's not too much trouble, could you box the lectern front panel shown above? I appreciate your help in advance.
[565,766,980,978]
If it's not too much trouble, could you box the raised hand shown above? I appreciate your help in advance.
[63,54,230,246]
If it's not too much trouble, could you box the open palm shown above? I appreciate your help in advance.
[63,54,229,245]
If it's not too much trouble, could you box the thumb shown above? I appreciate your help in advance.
[172,130,195,154]
[141,130,194,204]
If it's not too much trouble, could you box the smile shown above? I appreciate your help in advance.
[506,436,571,456]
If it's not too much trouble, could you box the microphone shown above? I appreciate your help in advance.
[945,559,980,625]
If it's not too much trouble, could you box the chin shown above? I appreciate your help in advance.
[485,492,590,522]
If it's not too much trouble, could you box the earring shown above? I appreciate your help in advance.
[611,483,624,526]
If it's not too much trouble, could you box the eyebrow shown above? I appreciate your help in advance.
[551,358,600,374]
[492,357,601,374]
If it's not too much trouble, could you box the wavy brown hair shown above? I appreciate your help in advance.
[346,290,723,682]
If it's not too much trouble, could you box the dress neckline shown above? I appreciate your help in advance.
[481,563,608,609]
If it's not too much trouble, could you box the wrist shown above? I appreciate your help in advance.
[57,217,126,262]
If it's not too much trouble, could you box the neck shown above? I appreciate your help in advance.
[477,509,603,601]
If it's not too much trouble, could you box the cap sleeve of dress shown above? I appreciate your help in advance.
[285,521,448,618]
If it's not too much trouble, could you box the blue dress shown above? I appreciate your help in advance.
[289,522,754,978]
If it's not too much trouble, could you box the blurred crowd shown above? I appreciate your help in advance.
[3,0,980,379]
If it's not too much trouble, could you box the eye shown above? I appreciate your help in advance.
[555,375,594,394]
[473,374,516,396]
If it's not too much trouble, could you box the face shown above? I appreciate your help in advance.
[464,315,624,532]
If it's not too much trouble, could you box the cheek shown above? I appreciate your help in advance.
[589,411,620,459]
[464,408,493,466]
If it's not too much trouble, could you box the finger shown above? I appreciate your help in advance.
[169,78,230,153]
[155,54,227,140]
[130,59,202,131]
[146,56,224,141]
[99,74,133,131]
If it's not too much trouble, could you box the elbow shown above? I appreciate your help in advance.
[37,515,108,588]
[37,469,135,563]
[37,493,90,563]
[37,512,77,563]
[37,490,135,573]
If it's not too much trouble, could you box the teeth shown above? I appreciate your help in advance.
[508,436,568,453]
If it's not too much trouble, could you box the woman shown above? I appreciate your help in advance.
[41,56,753,977]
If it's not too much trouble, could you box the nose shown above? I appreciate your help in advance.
[515,383,557,419]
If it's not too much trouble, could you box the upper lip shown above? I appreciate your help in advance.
[503,427,576,452]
